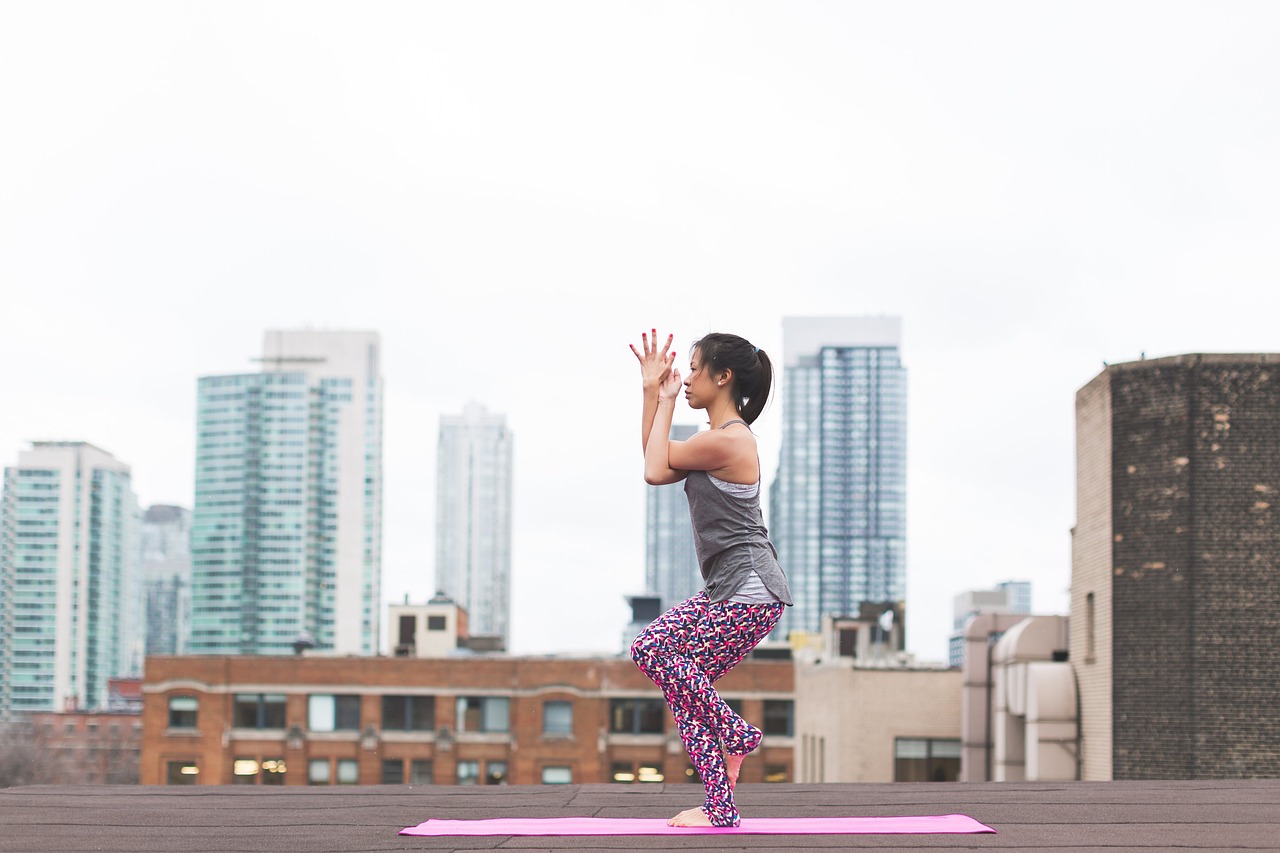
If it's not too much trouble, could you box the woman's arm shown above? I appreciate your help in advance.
[631,330,675,454]
[643,373,685,485]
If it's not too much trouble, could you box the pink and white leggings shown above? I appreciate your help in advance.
[630,591,784,827]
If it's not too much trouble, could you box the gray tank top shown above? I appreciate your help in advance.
[683,422,794,606]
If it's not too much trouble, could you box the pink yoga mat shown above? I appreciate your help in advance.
[399,814,996,836]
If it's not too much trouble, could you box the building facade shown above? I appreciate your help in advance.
[139,654,794,787]
[0,442,140,717]
[771,317,908,639]
[435,403,512,645]
[190,330,384,657]
[140,505,192,656]
[645,423,700,611]
[1072,354,1280,780]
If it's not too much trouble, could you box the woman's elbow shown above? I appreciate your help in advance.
[643,469,665,486]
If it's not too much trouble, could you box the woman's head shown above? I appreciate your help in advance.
[688,332,774,424]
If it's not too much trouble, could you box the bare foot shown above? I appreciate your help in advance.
[724,751,746,788]
[667,806,713,827]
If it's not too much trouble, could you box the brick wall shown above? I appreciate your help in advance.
[1104,354,1280,779]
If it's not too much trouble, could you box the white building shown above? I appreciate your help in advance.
[435,403,512,646]
[0,442,141,717]
[190,330,384,656]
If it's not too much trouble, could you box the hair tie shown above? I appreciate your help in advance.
[753,346,759,354]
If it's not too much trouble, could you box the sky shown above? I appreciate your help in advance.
[2,2,1278,663]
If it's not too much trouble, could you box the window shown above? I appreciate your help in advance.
[234,694,287,729]
[609,698,665,734]
[168,696,198,729]
[336,759,359,785]
[382,695,434,731]
[309,695,360,731]
[1086,592,1096,661]
[409,760,433,784]
[894,738,961,782]
[541,766,572,784]
[763,700,794,736]
[308,759,330,785]
[763,764,789,783]
[232,758,258,785]
[456,760,480,785]
[427,615,447,631]
[261,758,286,785]
[456,697,509,733]
[382,759,404,784]
[542,701,573,735]
[612,762,663,783]
[485,761,507,785]
[166,761,198,785]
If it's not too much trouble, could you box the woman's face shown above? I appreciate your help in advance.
[683,347,725,410]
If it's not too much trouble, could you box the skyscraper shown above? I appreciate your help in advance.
[435,403,512,645]
[140,504,192,656]
[190,330,384,656]
[0,442,141,718]
[770,316,907,639]
[645,423,700,610]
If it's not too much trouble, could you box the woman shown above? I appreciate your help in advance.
[628,328,793,828]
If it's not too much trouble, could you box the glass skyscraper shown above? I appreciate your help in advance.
[645,423,700,611]
[190,330,383,656]
[140,504,192,656]
[770,317,907,639]
[435,403,512,645]
[0,442,141,718]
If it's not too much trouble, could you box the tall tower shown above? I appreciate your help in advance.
[0,442,140,717]
[140,504,193,656]
[435,403,513,645]
[1073,353,1280,781]
[645,423,700,610]
[770,317,907,638]
[190,330,384,656]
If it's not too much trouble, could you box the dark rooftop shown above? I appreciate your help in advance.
[1,780,1277,852]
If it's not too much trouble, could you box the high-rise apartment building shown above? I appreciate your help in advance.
[0,442,141,718]
[771,317,907,638]
[140,505,192,656]
[190,330,384,656]
[435,403,512,645]
[1073,353,1280,780]
[645,423,700,611]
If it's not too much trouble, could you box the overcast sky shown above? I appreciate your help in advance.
[3,2,1278,662]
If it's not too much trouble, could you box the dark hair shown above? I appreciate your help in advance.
[691,332,774,424]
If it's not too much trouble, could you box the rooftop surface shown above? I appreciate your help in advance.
[2,780,1277,852]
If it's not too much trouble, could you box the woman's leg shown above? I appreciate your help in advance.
[631,596,784,826]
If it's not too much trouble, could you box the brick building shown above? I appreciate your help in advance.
[1073,354,1280,780]
[140,654,794,786]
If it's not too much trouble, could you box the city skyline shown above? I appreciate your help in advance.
[4,3,1278,662]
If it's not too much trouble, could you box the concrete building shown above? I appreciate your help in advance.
[0,442,141,718]
[1073,353,1280,780]
[771,316,908,639]
[388,592,470,658]
[958,613,1077,782]
[140,505,192,656]
[793,607,960,783]
[435,403,512,646]
[190,330,384,657]
[139,653,794,787]
[948,580,1033,667]
[645,424,700,611]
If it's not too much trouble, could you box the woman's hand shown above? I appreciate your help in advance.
[658,365,682,401]
[630,328,675,391]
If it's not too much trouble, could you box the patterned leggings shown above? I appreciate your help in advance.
[629,591,784,827]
